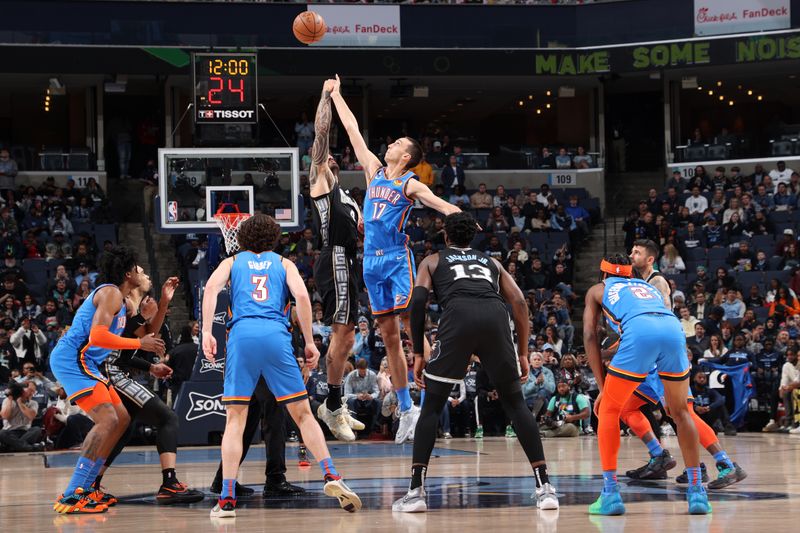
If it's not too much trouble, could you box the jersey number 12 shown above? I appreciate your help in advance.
[450,264,493,282]
[251,275,269,301]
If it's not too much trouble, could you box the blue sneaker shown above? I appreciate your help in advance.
[588,485,625,515]
[687,485,712,515]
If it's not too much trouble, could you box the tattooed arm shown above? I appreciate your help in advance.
[309,80,336,197]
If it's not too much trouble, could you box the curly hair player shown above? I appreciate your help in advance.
[583,253,711,515]
[50,246,166,514]
[329,75,461,443]
[309,79,366,441]
[202,214,361,518]
[393,212,558,513]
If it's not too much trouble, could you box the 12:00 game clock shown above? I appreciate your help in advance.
[193,52,258,124]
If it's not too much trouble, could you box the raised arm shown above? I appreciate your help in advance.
[309,82,336,197]
[406,178,461,217]
[201,257,233,361]
[90,286,165,356]
[494,258,531,382]
[328,75,382,183]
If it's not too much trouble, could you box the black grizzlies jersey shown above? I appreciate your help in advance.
[312,182,360,255]
[432,247,504,308]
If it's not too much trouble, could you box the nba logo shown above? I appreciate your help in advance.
[167,201,178,222]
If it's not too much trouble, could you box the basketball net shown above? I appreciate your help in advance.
[213,203,251,255]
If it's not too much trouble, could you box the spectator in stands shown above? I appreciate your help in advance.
[704,333,754,367]
[685,186,708,215]
[447,185,470,209]
[721,289,746,320]
[769,160,794,189]
[727,240,757,272]
[753,183,775,212]
[11,318,47,366]
[565,196,590,240]
[774,182,796,210]
[510,205,527,232]
[703,334,727,360]
[482,235,506,261]
[411,153,434,188]
[724,212,746,242]
[487,206,510,233]
[537,184,554,207]
[339,146,356,171]
[703,216,725,247]
[541,379,589,438]
[0,381,42,452]
[769,286,800,319]
[539,147,555,169]
[775,229,796,257]
[440,155,465,193]
[666,170,685,193]
[72,279,91,310]
[350,316,373,370]
[344,359,380,438]
[555,148,571,169]
[659,243,685,275]
[530,207,552,232]
[722,197,744,224]
[747,210,773,236]
[688,322,711,358]
[678,306,699,337]
[679,223,706,254]
[0,149,18,200]
[492,185,508,208]
[469,183,493,209]
[778,348,800,431]
[526,258,548,290]
[691,372,736,436]
[550,205,575,234]
[572,146,592,169]
[523,352,554,418]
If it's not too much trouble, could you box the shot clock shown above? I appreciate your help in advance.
[192,53,258,124]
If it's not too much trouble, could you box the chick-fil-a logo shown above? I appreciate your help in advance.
[696,6,739,24]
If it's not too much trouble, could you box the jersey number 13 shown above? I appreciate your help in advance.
[450,264,493,282]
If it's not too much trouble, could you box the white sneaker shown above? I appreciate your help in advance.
[318,403,356,442]
[789,425,800,434]
[534,483,559,510]
[210,499,236,518]
[395,404,420,444]
[323,478,362,513]
[392,487,427,513]
[443,432,452,439]
[345,409,366,431]
[763,419,780,432]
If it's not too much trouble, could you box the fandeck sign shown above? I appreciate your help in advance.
[309,5,401,47]
[694,0,790,36]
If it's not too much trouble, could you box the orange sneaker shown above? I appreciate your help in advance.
[53,488,109,514]
[88,486,118,507]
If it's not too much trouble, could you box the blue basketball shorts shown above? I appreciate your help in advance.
[223,320,307,405]
[635,368,696,405]
[607,313,690,383]
[363,246,415,316]
[50,343,114,404]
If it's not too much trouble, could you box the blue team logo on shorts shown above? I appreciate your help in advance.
[395,294,405,304]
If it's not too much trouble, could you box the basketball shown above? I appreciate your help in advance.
[293,11,326,45]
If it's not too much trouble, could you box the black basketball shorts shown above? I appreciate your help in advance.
[314,246,359,326]
[424,299,521,386]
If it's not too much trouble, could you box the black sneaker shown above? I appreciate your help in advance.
[157,481,205,505]
[707,461,747,490]
[210,479,255,497]
[625,449,676,480]
[263,480,306,497]
[723,424,737,436]
[676,463,709,484]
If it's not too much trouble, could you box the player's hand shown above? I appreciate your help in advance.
[140,296,158,321]
[518,354,530,384]
[301,363,310,384]
[203,332,217,362]
[332,74,341,95]
[323,79,336,94]
[160,277,180,303]
[140,333,166,356]
[304,343,320,370]
[413,354,426,389]
[593,391,603,417]
[149,363,173,379]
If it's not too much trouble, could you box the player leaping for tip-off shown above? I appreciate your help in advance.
[329,74,461,443]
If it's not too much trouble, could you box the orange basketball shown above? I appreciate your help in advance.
[293,11,327,45]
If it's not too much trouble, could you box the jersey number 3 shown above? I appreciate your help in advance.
[450,264,493,282]
[251,275,269,301]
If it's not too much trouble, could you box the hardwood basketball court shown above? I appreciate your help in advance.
[2,434,799,531]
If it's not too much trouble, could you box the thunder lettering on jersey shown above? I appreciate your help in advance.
[228,251,290,328]
[57,284,127,364]
[602,276,672,335]
[363,168,415,254]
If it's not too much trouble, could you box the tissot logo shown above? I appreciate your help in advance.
[200,358,225,374]
[186,392,226,421]
[198,110,255,120]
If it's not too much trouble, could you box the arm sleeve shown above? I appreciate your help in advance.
[89,325,142,350]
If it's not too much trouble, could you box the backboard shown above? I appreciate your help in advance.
[156,147,300,233]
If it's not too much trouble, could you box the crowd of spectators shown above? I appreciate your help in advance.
[622,160,800,434]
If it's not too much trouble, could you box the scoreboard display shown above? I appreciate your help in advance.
[193,53,258,124]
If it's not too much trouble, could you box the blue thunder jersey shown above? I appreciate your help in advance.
[228,251,290,328]
[57,284,127,364]
[363,168,416,254]
[602,276,673,335]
